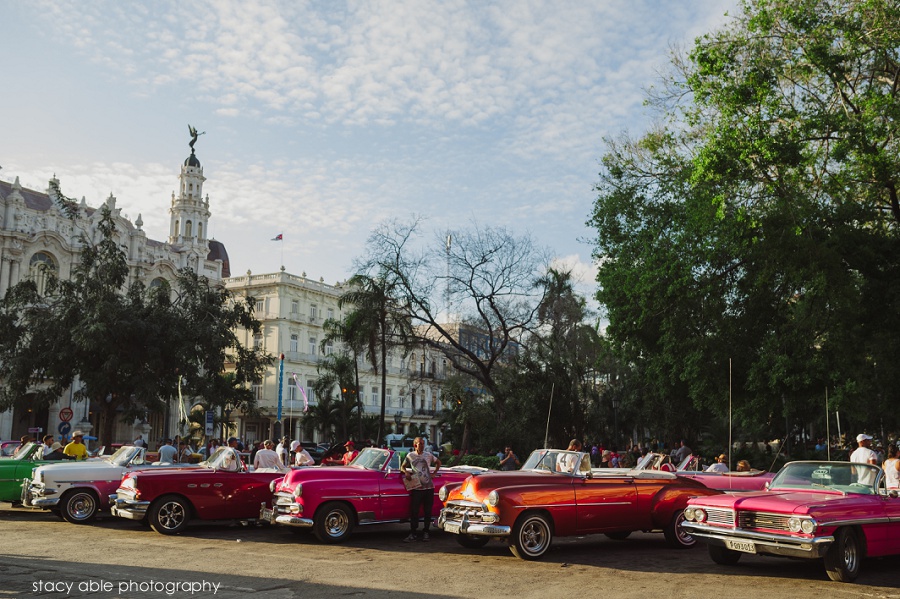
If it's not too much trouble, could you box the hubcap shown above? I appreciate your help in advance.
[843,537,858,572]
[521,519,549,555]
[676,514,694,546]
[68,494,96,520]
[158,501,186,530]
[324,510,349,537]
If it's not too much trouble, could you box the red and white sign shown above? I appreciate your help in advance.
[59,407,74,422]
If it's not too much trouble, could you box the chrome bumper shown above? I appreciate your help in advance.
[110,495,151,520]
[682,522,834,558]
[22,480,59,508]
[259,502,313,528]
[437,510,511,537]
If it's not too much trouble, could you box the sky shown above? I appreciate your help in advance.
[1,0,737,302]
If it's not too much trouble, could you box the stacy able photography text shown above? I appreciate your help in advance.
[33,580,222,595]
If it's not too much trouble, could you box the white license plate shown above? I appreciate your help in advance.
[443,521,461,534]
[725,539,756,553]
[260,507,274,522]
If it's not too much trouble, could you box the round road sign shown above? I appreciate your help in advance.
[58,421,71,435]
[59,407,74,422]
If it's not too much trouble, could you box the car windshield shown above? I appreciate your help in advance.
[11,442,37,461]
[769,462,880,494]
[205,447,242,472]
[350,447,391,470]
[108,445,143,467]
[521,450,591,475]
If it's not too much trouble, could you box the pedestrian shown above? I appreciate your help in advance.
[293,442,315,466]
[178,440,193,463]
[158,438,177,463]
[63,431,89,461]
[850,433,878,486]
[275,437,290,466]
[883,445,899,490]
[499,446,519,471]
[706,454,729,473]
[401,437,440,542]
[133,434,147,448]
[253,440,284,470]
[41,434,55,457]
[673,439,692,463]
[556,439,582,472]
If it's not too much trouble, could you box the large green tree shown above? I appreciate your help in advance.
[589,0,900,440]
[0,204,271,444]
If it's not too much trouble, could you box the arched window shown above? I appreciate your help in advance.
[174,221,180,238]
[149,278,166,289]
[28,252,58,295]
[185,220,193,237]
[197,222,203,240]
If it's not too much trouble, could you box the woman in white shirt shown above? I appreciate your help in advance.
[884,445,900,490]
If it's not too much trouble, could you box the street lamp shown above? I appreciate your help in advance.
[611,394,620,448]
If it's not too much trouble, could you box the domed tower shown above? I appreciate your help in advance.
[169,145,211,248]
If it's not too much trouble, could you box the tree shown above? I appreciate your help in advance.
[315,351,360,442]
[359,218,548,419]
[588,0,900,439]
[337,273,411,442]
[0,204,271,444]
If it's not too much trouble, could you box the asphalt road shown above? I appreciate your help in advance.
[0,503,898,599]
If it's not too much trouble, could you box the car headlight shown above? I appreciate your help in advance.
[684,507,696,521]
[694,508,706,522]
[269,478,279,493]
[800,519,816,534]
[485,490,499,507]
[788,517,802,532]
[292,484,302,498]
[120,476,136,490]
[438,485,449,502]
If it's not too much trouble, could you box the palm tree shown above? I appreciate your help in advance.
[316,351,360,441]
[338,273,411,442]
[302,387,342,443]
[322,316,365,440]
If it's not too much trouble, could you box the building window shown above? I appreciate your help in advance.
[28,252,58,296]
[255,299,264,312]
[386,388,393,408]
[197,222,203,240]
[310,304,318,320]
[291,300,299,315]
[327,308,334,321]
[253,334,263,349]
[324,340,334,356]
[307,380,316,405]
[288,378,298,401]
[411,390,417,411]
[185,220,193,237]
[252,384,263,401]
[290,334,298,352]
[371,387,378,406]
[308,336,317,355]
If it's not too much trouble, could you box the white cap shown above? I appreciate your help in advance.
[290,440,300,451]
[856,433,873,442]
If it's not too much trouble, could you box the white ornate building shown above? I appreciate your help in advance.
[223,270,449,447]
[0,145,230,444]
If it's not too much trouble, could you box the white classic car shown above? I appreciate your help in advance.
[22,445,197,523]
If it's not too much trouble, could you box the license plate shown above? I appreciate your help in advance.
[443,521,461,534]
[725,539,756,553]
[259,506,274,523]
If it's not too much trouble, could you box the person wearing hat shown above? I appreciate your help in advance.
[850,433,878,486]
[44,442,70,461]
[326,441,359,465]
[63,431,89,461]
[292,441,314,466]
[706,454,730,473]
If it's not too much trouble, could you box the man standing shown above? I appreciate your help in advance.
[275,437,290,466]
[41,435,55,457]
[158,439,177,463]
[133,434,146,448]
[63,431,89,461]
[253,440,284,470]
[499,446,519,471]
[292,441,314,466]
[850,434,877,465]
[401,437,440,542]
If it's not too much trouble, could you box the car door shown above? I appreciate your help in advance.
[225,471,283,519]
[574,474,639,533]
[379,453,413,521]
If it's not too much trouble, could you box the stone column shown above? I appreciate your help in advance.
[0,256,9,297]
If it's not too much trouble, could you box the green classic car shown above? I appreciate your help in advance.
[0,442,57,502]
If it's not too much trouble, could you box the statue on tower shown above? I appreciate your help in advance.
[188,124,206,150]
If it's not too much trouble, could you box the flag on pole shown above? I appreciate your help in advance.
[292,373,309,412]
[271,233,283,241]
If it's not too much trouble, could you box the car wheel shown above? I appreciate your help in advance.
[824,527,861,582]
[313,501,354,543]
[663,510,696,549]
[149,495,191,535]
[61,490,99,524]
[605,531,631,541]
[509,513,552,560]
[708,545,742,565]
[456,533,490,549]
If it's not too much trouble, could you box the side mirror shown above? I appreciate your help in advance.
[764,481,770,491]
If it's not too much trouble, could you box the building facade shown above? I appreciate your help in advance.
[0,145,230,444]
[223,270,449,447]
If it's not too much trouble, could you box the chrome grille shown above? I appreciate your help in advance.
[443,501,487,522]
[273,492,295,513]
[738,512,791,532]
[704,507,735,526]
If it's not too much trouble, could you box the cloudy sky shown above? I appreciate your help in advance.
[1,0,736,297]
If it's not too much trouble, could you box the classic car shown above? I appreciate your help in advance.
[23,445,198,523]
[438,448,721,560]
[0,440,23,457]
[112,447,288,535]
[260,446,481,543]
[0,442,59,502]
[674,456,775,492]
[682,461,900,582]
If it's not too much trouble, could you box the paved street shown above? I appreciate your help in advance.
[0,503,898,599]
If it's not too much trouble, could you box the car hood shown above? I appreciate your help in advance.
[690,489,864,515]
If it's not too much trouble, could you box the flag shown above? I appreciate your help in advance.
[292,373,309,412]
[271,233,283,241]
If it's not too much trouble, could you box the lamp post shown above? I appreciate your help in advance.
[611,394,620,449]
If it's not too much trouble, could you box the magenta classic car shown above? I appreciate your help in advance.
[674,456,775,492]
[682,461,900,582]
[260,447,481,543]
[438,449,722,560]
[111,447,287,534]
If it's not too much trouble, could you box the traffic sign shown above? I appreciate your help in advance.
[58,421,71,435]
[28,427,43,433]
[59,407,74,422]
